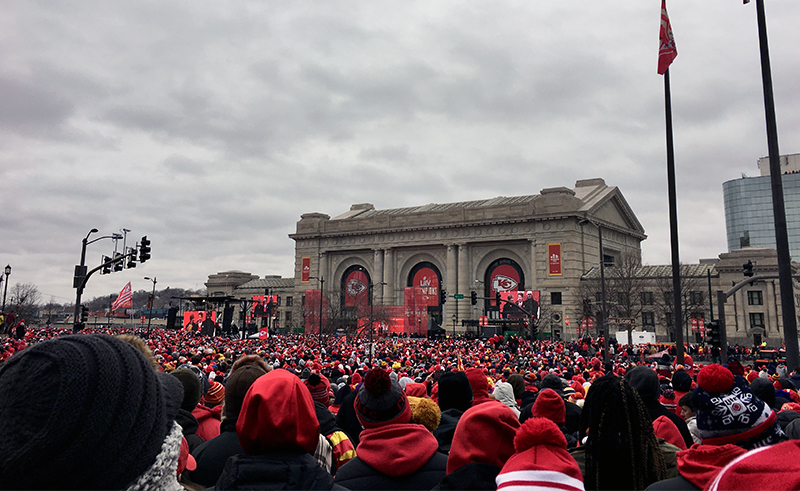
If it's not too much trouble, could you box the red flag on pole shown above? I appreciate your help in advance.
[111,282,132,311]
[658,0,678,75]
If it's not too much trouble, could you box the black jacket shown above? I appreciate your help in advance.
[175,407,205,452]
[334,452,446,491]
[185,417,242,488]
[214,452,345,490]
[433,462,501,491]
[432,408,464,454]
[335,391,362,447]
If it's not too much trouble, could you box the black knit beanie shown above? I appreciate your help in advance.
[355,368,412,428]
[437,371,473,412]
[170,367,202,411]
[0,334,183,490]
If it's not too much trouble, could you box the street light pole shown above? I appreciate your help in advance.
[580,218,609,363]
[72,229,98,332]
[144,276,157,337]
[2,265,10,313]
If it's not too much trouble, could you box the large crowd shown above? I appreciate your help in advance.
[1,327,799,490]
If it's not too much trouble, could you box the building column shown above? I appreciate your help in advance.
[383,248,394,305]
[529,239,539,288]
[373,249,385,305]
[458,244,471,321]
[446,244,458,332]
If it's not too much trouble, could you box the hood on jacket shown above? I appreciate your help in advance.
[236,369,320,454]
[492,381,518,411]
[653,415,687,450]
[676,443,747,490]
[465,368,493,405]
[624,366,660,402]
[447,400,520,474]
[356,423,439,476]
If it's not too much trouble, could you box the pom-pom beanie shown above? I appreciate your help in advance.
[496,418,585,491]
[692,364,784,449]
[0,334,183,490]
[355,368,412,428]
[305,372,334,406]
[204,381,225,406]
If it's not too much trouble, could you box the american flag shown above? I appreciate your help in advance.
[111,282,133,311]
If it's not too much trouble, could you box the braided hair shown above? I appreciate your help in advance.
[580,374,668,490]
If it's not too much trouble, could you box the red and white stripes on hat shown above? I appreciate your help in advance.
[496,417,584,491]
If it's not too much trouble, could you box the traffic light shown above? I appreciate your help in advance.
[126,247,137,268]
[113,253,123,272]
[471,291,478,305]
[101,256,111,275]
[440,289,447,304]
[139,236,151,263]
[743,260,754,277]
[80,304,89,324]
[707,321,721,348]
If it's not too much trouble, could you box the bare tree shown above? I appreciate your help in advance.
[653,269,706,343]
[8,282,42,325]
[581,253,646,344]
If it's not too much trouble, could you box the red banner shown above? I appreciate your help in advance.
[304,289,328,335]
[301,257,311,282]
[691,318,698,331]
[411,267,440,307]
[548,243,562,276]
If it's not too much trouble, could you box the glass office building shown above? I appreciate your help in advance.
[723,172,800,260]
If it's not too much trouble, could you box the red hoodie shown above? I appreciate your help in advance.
[465,368,494,406]
[236,370,320,454]
[674,444,747,490]
[192,404,221,442]
[356,424,439,476]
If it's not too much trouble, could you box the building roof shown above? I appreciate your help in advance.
[582,263,718,280]
[237,276,295,290]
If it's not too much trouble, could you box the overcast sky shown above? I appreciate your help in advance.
[2,1,799,305]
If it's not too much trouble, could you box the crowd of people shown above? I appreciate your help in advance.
[1,326,800,490]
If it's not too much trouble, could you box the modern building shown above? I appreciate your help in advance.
[288,178,646,339]
[723,153,800,260]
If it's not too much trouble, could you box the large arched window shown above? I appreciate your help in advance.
[484,258,525,311]
[407,262,444,307]
[341,265,371,308]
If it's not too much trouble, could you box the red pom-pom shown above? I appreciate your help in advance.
[514,417,566,452]
[364,368,392,395]
[697,364,734,393]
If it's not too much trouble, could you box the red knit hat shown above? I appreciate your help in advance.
[447,401,520,474]
[652,415,687,450]
[205,381,225,406]
[496,418,585,491]
[531,389,565,425]
[304,373,333,406]
[706,439,800,491]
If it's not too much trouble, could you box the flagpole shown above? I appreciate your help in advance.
[663,67,684,367]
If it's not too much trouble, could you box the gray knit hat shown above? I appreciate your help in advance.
[0,334,183,490]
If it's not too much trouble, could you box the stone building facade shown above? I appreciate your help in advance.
[288,179,646,338]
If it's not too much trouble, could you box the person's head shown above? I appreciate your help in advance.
[170,368,202,411]
[224,363,268,420]
[692,364,784,450]
[580,374,668,490]
[0,334,184,489]
[437,371,473,412]
[447,401,520,474]
[678,392,696,420]
[355,368,412,428]
[624,365,660,402]
[236,369,319,454]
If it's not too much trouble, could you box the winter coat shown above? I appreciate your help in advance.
[432,462,500,491]
[184,417,242,488]
[175,408,205,452]
[215,452,345,490]
[334,423,447,490]
[644,443,748,491]
[433,408,464,454]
